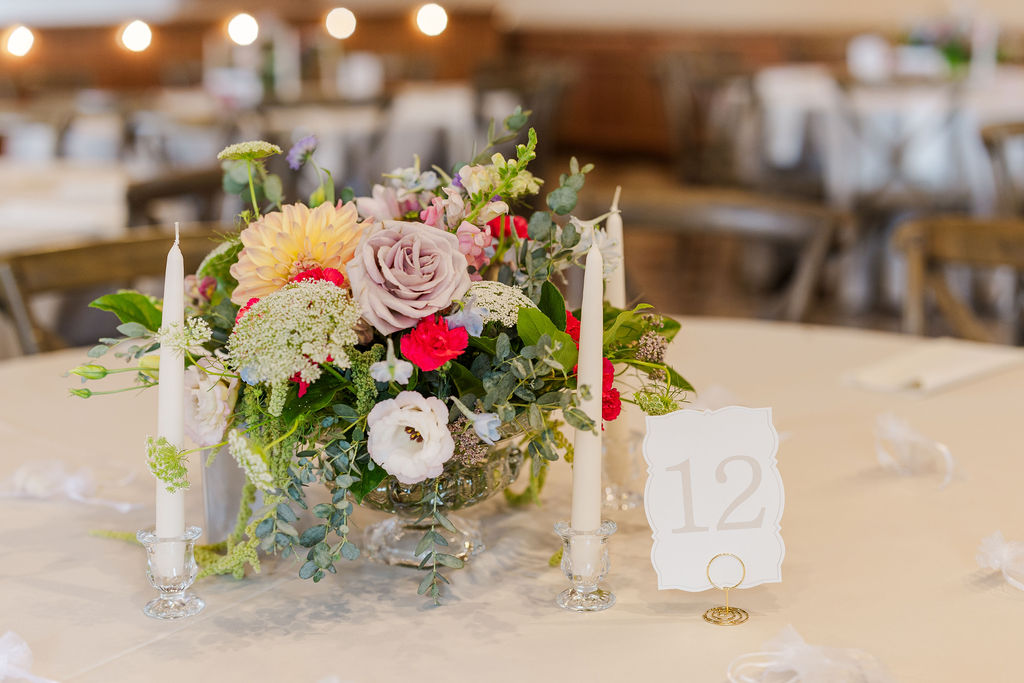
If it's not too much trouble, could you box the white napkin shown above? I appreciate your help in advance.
[846,338,1022,394]
[875,413,955,488]
[0,631,59,683]
[0,461,140,513]
[727,625,894,682]
[976,532,1024,591]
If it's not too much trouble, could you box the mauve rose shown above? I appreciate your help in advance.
[346,220,471,334]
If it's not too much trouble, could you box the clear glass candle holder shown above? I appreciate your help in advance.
[554,520,617,612]
[136,526,205,620]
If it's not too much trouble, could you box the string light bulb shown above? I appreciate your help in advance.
[325,8,357,40]
[5,25,34,57]
[120,20,152,53]
[416,4,448,37]
[228,13,259,46]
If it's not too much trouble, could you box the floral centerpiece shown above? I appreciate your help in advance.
[72,109,690,602]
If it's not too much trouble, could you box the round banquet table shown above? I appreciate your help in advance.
[2,318,1023,682]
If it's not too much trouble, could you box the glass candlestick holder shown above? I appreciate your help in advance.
[554,520,617,612]
[136,526,205,620]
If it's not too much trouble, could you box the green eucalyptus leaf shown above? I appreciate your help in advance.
[87,344,109,358]
[299,525,327,547]
[340,541,360,561]
[276,502,298,523]
[299,560,318,579]
[561,222,580,248]
[254,517,275,538]
[435,553,465,569]
[547,186,577,215]
[527,212,552,241]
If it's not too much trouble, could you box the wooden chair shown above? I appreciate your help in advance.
[981,121,1024,216]
[126,166,225,226]
[892,215,1024,343]
[582,185,853,322]
[0,226,222,355]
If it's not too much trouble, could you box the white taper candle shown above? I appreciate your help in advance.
[570,243,604,574]
[604,186,626,309]
[155,224,186,569]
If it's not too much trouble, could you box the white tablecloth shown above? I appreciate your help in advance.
[0,161,127,253]
[3,318,1024,682]
[756,65,1024,212]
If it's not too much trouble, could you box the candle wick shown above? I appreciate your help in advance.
[174,222,180,246]
[611,185,622,212]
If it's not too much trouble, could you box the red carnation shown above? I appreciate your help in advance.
[603,357,615,390]
[400,316,469,372]
[602,386,622,422]
[290,266,346,288]
[564,310,581,344]
[235,297,260,323]
[487,214,528,239]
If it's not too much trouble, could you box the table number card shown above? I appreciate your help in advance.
[643,406,785,591]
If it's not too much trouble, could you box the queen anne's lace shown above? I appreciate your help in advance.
[217,140,282,160]
[466,281,537,327]
[226,280,361,415]
[157,317,213,356]
[227,430,275,491]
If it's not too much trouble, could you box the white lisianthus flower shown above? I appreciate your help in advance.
[183,357,239,447]
[367,391,454,484]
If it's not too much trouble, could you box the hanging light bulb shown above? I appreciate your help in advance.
[325,8,357,40]
[5,25,34,57]
[228,13,259,46]
[416,4,448,37]
[120,20,152,53]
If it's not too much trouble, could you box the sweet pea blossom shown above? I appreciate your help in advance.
[455,221,493,279]
[367,391,455,484]
[444,295,487,337]
[369,338,414,384]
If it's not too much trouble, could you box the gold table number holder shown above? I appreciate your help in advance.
[702,553,749,626]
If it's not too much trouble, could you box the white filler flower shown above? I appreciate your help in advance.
[465,280,537,327]
[366,391,454,484]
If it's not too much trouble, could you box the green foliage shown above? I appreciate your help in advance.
[90,290,162,332]
[538,281,567,330]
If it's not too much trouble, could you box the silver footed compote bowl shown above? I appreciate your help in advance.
[359,428,525,566]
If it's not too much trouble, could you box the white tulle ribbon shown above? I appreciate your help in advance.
[0,461,140,513]
[875,413,954,489]
[727,626,894,683]
[0,631,59,683]
[976,532,1024,591]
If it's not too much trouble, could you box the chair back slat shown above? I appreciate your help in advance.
[893,216,1024,342]
[0,226,224,354]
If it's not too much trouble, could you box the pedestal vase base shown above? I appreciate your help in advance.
[363,515,482,567]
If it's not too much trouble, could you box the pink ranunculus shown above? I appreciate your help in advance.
[455,221,492,279]
[346,220,472,334]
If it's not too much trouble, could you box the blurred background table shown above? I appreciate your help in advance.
[2,318,1022,682]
